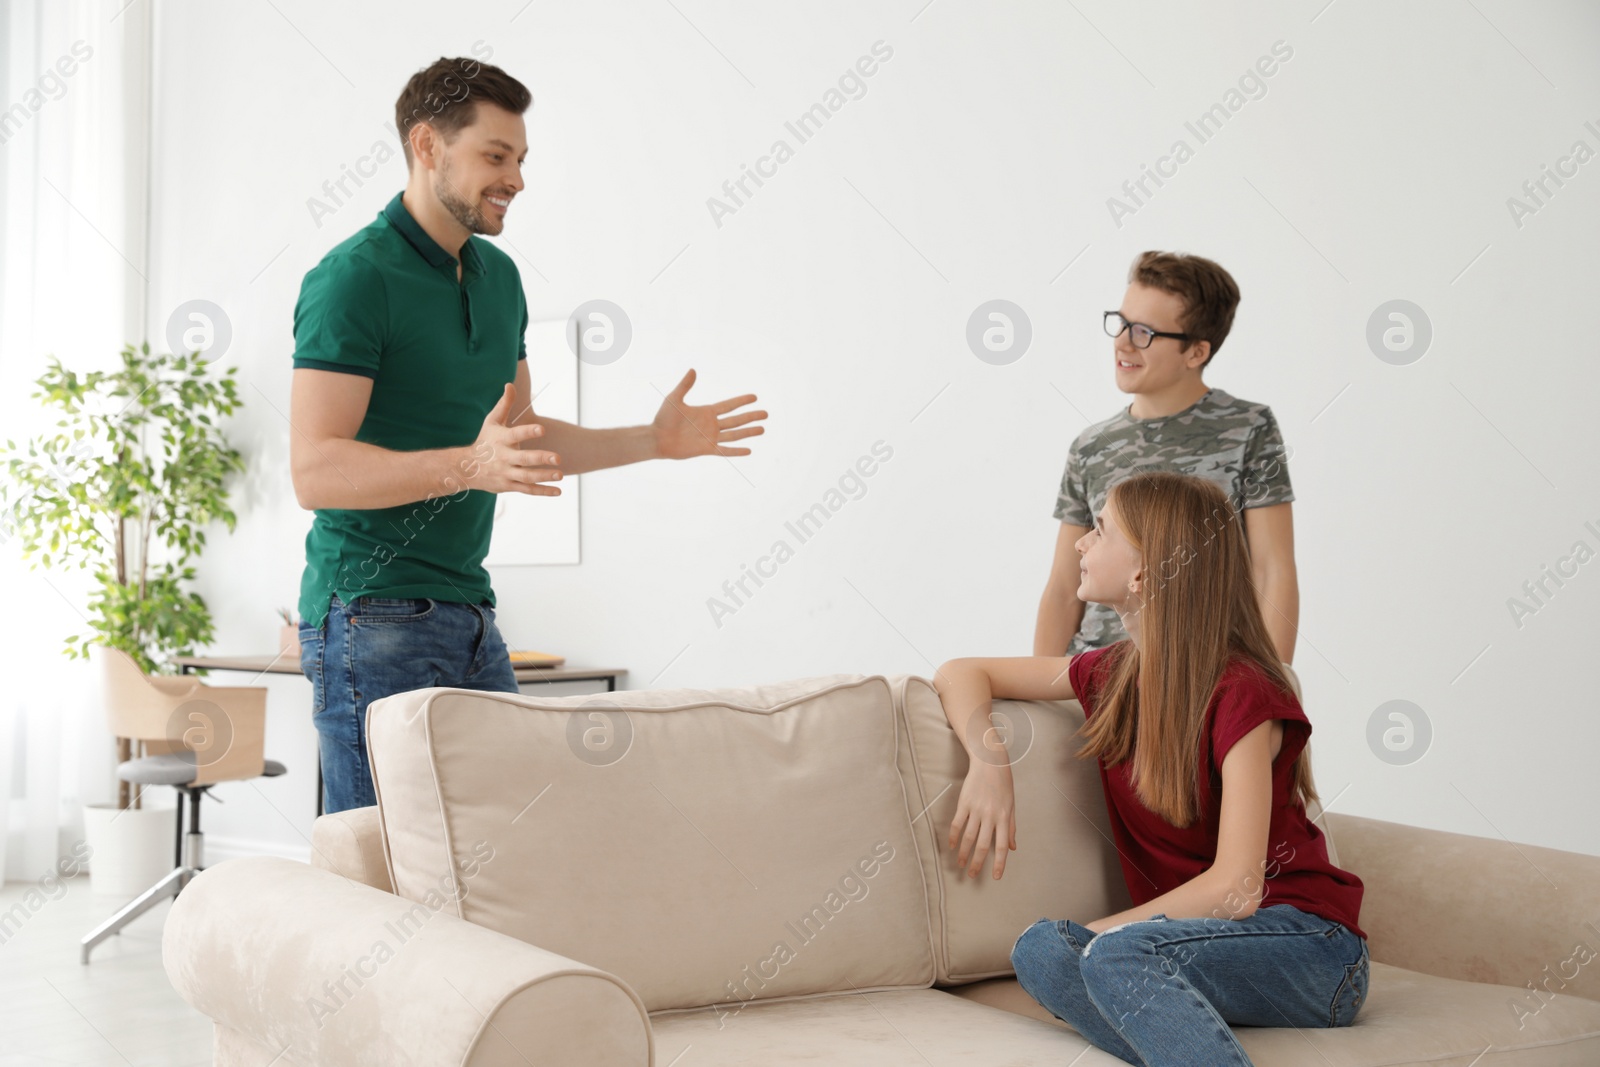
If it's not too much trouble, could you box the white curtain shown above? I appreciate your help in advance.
[0,0,153,881]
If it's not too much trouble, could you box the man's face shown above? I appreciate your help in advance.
[1111,282,1210,395]
[425,103,527,237]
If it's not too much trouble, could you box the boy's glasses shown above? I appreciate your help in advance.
[1104,311,1192,349]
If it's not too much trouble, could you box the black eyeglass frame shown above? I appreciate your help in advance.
[1103,311,1192,349]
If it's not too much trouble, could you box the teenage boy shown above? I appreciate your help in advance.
[1033,251,1298,661]
[289,57,767,814]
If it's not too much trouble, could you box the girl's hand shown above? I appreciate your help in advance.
[949,762,1018,880]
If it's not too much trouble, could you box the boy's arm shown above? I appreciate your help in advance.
[1034,522,1090,655]
[1244,502,1299,663]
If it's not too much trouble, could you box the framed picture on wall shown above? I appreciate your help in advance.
[483,316,581,565]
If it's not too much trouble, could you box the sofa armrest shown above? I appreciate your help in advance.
[1328,812,1600,1003]
[309,805,393,893]
[164,858,652,1066]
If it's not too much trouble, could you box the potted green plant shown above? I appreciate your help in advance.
[0,342,243,893]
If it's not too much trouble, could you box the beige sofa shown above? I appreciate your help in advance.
[163,672,1600,1065]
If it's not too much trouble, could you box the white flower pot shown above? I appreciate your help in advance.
[81,802,177,897]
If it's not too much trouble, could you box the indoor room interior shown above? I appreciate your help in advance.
[2,1,1597,1064]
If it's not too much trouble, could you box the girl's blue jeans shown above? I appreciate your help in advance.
[298,595,519,814]
[1010,903,1369,1066]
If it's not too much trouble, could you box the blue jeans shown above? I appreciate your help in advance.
[298,595,518,814]
[1010,904,1369,1066]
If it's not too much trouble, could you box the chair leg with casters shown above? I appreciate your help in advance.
[83,645,285,963]
[174,787,186,868]
[80,785,209,964]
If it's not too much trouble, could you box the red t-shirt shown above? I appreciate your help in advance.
[1068,642,1366,940]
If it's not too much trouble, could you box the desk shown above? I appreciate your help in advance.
[174,655,628,815]
[175,655,626,690]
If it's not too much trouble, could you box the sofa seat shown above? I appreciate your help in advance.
[947,967,1600,1065]
[649,965,1600,1066]
[649,987,1099,1065]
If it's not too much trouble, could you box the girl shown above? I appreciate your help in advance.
[933,471,1367,1066]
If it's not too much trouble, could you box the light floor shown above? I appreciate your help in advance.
[0,874,212,1066]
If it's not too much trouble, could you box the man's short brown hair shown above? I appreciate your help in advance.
[394,56,532,169]
[1127,251,1241,367]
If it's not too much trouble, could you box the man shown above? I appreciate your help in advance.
[1034,251,1298,662]
[289,57,767,813]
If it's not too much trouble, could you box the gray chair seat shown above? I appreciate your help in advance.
[118,754,287,786]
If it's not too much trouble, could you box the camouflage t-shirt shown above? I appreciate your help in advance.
[1053,387,1294,653]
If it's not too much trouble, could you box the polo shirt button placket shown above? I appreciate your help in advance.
[456,259,477,351]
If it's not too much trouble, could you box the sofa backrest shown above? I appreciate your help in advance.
[366,675,938,1015]
[364,665,1340,1010]
[894,676,1133,983]
[307,804,392,892]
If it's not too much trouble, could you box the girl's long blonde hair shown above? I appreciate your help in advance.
[1075,471,1317,827]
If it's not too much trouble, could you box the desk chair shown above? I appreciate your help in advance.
[80,646,285,963]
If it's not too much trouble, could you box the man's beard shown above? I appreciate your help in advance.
[435,156,495,235]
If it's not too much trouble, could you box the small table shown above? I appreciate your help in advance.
[174,655,628,815]
[175,654,626,690]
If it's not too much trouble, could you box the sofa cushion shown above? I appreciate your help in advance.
[894,676,1133,983]
[651,987,1109,1065]
[366,675,937,1013]
[308,806,393,893]
[948,966,1600,1064]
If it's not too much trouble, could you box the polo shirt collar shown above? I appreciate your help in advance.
[382,192,483,276]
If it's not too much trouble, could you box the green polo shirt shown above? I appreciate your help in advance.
[292,192,528,628]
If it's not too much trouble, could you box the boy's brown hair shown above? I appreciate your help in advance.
[1128,251,1241,368]
[394,57,532,170]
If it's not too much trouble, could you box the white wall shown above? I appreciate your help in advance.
[141,0,1600,859]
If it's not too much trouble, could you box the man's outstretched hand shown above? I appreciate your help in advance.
[465,385,564,495]
[653,369,767,460]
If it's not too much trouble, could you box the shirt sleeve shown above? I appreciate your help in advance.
[1053,441,1093,525]
[291,254,386,379]
[517,287,528,362]
[1239,408,1294,509]
[1067,644,1120,718]
[1210,663,1310,771]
